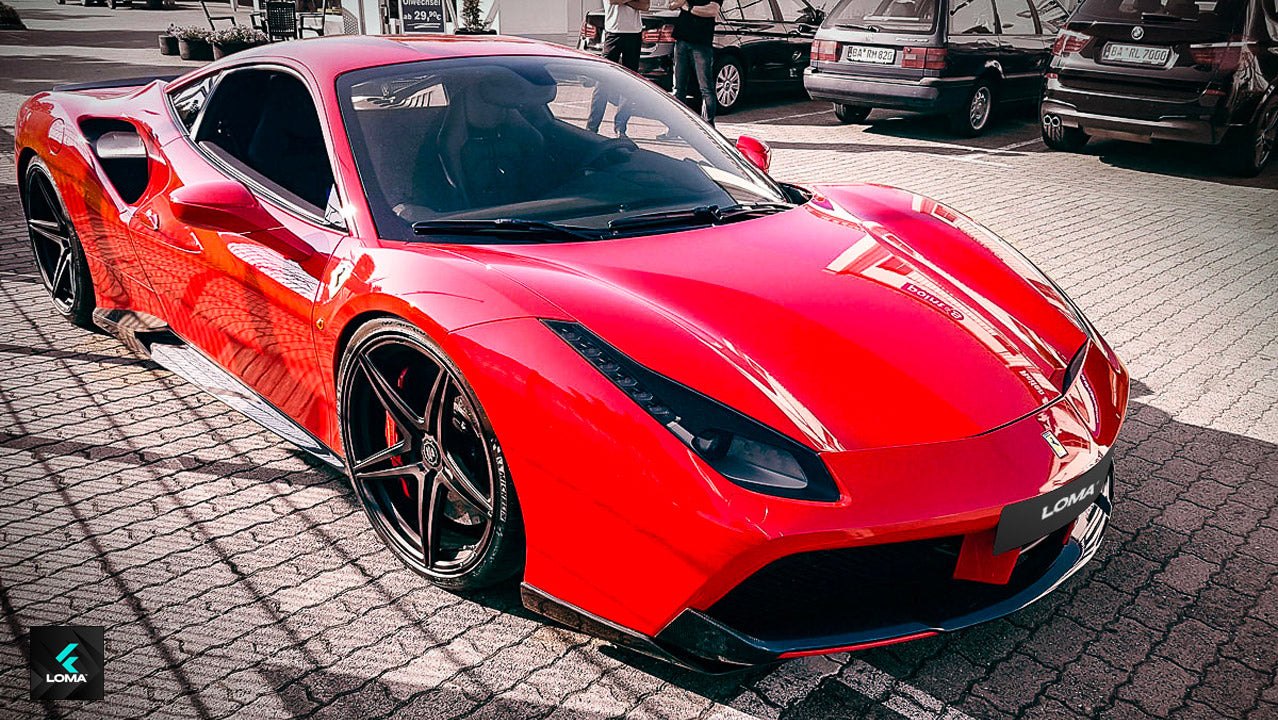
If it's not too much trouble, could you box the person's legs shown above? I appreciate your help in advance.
[672,40,696,114]
[691,43,716,125]
[588,33,626,132]
[614,33,641,134]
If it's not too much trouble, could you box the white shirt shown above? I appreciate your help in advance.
[603,1,643,34]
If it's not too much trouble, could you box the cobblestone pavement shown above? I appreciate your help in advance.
[1,2,1277,718]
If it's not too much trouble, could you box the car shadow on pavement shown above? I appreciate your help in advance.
[1087,140,1278,190]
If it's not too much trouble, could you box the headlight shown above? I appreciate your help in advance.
[543,320,841,502]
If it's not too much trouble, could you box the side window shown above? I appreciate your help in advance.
[739,0,780,19]
[194,69,337,217]
[170,75,216,131]
[995,0,1038,32]
[1033,0,1070,32]
[950,0,997,33]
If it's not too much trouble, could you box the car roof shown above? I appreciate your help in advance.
[180,34,590,86]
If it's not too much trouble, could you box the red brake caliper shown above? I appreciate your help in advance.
[386,368,411,496]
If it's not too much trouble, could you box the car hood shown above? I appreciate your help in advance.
[447,184,1089,452]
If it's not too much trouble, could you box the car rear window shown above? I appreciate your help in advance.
[825,0,940,32]
[1070,0,1247,31]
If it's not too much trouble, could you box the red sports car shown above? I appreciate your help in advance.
[15,35,1128,671]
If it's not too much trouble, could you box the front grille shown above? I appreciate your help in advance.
[705,528,1068,643]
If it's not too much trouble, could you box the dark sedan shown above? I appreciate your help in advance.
[579,0,830,113]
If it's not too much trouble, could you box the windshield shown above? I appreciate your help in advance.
[1070,0,1246,30]
[336,55,787,242]
[825,0,939,32]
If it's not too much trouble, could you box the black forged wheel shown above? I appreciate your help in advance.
[23,159,95,327]
[1224,100,1278,177]
[338,318,523,590]
[833,103,872,124]
[951,79,996,137]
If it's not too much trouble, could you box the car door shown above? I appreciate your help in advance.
[720,0,791,83]
[947,0,1002,86]
[131,65,348,429]
[993,0,1045,100]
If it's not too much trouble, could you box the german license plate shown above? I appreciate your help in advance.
[1101,43,1171,66]
[844,45,896,65]
[993,455,1111,555]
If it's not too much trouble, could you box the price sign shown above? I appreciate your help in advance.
[400,0,445,33]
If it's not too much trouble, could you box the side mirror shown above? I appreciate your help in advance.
[736,135,772,173]
[169,178,275,234]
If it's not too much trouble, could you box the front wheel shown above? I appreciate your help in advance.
[714,56,744,115]
[337,318,523,591]
[950,79,996,137]
[23,159,95,328]
[833,103,872,124]
[1223,100,1277,177]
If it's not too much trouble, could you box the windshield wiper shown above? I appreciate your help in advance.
[412,218,600,242]
[607,203,792,232]
[836,22,881,31]
[1140,12,1182,22]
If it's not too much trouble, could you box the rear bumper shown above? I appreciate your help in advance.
[804,67,969,112]
[1041,77,1234,145]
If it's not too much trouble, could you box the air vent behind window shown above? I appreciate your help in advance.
[81,118,150,205]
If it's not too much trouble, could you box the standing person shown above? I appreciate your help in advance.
[669,0,720,125]
[587,0,650,137]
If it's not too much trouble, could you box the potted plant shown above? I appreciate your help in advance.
[454,0,494,34]
[159,24,180,55]
[172,25,214,61]
[209,26,267,59]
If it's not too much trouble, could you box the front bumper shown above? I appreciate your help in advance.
[804,67,969,112]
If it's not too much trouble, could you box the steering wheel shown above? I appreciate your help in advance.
[578,136,638,172]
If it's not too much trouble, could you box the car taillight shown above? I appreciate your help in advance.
[811,39,839,62]
[1187,38,1246,71]
[581,21,597,40]
[901,47,947,69]
[642,24,675,43]
[1051,30,1090,56]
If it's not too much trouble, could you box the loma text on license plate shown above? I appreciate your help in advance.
[993,454,1111,555]
[844,45,896,65]
[1102,43,1171,66]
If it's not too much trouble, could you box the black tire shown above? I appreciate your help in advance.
[1041,113,1089,152]
[950,78,996,137]
[337,317,523,591]
[1223,100,1277,177]
[714,55,745,115]
[833,103,872,124]
[23,158,95,328]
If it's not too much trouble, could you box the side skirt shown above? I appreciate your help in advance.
[93,309,343,470]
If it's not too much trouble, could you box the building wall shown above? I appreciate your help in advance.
[497,0,594,46]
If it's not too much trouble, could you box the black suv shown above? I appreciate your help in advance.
[804,0,1074,135]
[1040,0,1277,175]
[579,0,828,113]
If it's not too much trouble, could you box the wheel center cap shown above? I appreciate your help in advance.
[421,437,442,467]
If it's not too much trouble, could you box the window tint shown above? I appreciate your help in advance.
[950,0,997,33]
[724,0,780,19]
[1071,0,1246,30]
[776,0,829,18]
[195,70,336,215]
[170,75,216,131]
[994,0,1038,32]
[828,0,939,32]
[1032,0,1070,32]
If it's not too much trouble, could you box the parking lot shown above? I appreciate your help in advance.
[1,1,1276,718]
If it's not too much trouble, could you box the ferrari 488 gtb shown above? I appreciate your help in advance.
[15,35,1128,671]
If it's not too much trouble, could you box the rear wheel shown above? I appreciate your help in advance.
[833,103,872,124]
[1041,113,1089,152]
[714,56,745,115]
[950,79,996,137]
[23,159,95,328]
[337,318,523,591]
[1224,100,1277,177]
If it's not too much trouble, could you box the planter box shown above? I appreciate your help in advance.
[455,28,497,35]
[212,41,258,59]
[158,34,179,55]
[177,37,213,61]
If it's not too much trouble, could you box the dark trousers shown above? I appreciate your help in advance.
[673,40,715,125]
[588,32,642,134]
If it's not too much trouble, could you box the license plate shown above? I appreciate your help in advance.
[993,455,1111,555]
[1101,43,1171,66]
[844,45,896,65]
